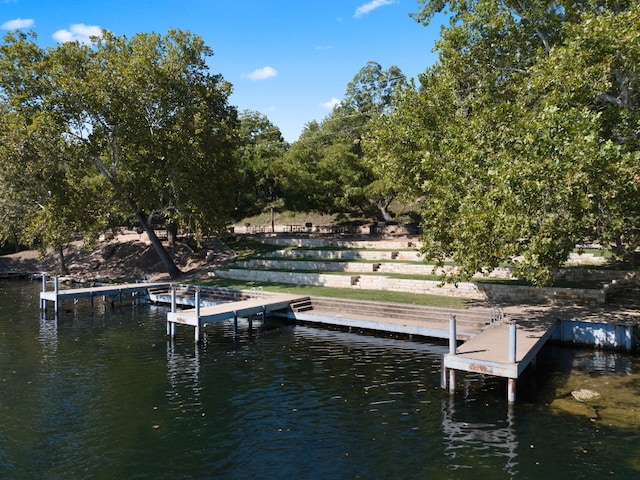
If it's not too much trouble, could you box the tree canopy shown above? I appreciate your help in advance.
[2,4,639,286]
[234,110,288,218]
[368,0,640,285]
[282,62,407,222]
[0,29,240,276]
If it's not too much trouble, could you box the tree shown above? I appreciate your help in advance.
[0,29,240,277]
[234,110,288,218]
[0,51,113,273]
[282,62,406,222]
[370,1,640,285]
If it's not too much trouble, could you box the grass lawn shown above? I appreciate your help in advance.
[189,277,472,309]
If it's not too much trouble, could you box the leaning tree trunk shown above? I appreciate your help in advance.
[135,211,181,278]
[376,200,396,223]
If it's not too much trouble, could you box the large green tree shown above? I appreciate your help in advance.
[283,62,406,221]
[234,110,288,218]
[0,29,240,277]
[370,0,640,285]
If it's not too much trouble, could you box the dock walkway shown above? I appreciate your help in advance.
[166,293,309,341]
[442,317,558,402]
[40,278,171,313]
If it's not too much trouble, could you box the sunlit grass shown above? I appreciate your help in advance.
[188,277,471,309]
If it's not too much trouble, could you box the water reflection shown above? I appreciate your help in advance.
[38,312,58,355]
[441,397,519,476]
[166,340,202,411]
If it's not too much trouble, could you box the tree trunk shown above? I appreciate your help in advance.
[56,246,69,276]
[166,224,178,249]
[376,200,395,223]
[135,211,181,278]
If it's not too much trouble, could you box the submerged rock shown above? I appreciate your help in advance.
[571,389,601,402]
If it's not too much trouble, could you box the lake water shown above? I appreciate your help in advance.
[1,280,639,479]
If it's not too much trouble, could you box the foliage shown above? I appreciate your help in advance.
[234,110,288,218]
[282,62,407,222]
[0,29,240,276]
[370,0,640,285]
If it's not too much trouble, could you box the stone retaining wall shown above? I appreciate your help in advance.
[270,249,424,261]
[259,237,420,250]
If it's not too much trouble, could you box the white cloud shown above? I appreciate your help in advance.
[322,97,341,110]
[1,18,34,30]
[52,24,102,45]
[354,0,395,18]
[244,66,278,81]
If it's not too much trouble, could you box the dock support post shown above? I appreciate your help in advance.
[508,379,516,403]
[440,355,447,390]
[448,315,457,394]
[233,312,238,335]
[508,322,517,363]
[40,274,47,310]
[167,285,177,336]
[54,276,59,315]
[194,289,201,343]
[508,322,517,403]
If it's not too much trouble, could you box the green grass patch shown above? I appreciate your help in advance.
[223,238,284,260]
[188,277,471,309]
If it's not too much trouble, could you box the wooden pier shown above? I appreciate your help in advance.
[166,292,309,342]
[39,276,170,314]
[442,316,558,403]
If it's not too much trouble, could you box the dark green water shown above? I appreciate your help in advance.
[0,280,639,479]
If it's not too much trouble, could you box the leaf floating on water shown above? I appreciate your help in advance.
[369,400,395,406]
[152,425,160,429]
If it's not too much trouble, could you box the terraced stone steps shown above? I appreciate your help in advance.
[217,236,621,305]
[236,258,441,275]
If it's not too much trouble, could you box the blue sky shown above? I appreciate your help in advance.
[1,0,444,142]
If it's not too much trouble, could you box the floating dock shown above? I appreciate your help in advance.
[442,317,558,403]
[39,276,170,313]
[166,292,309,342]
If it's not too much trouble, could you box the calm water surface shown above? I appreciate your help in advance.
[0,280,639,479]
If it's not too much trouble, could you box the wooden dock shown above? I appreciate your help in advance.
[166,293,310,342]
[442,317,558,403]
[40,276,171,313]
